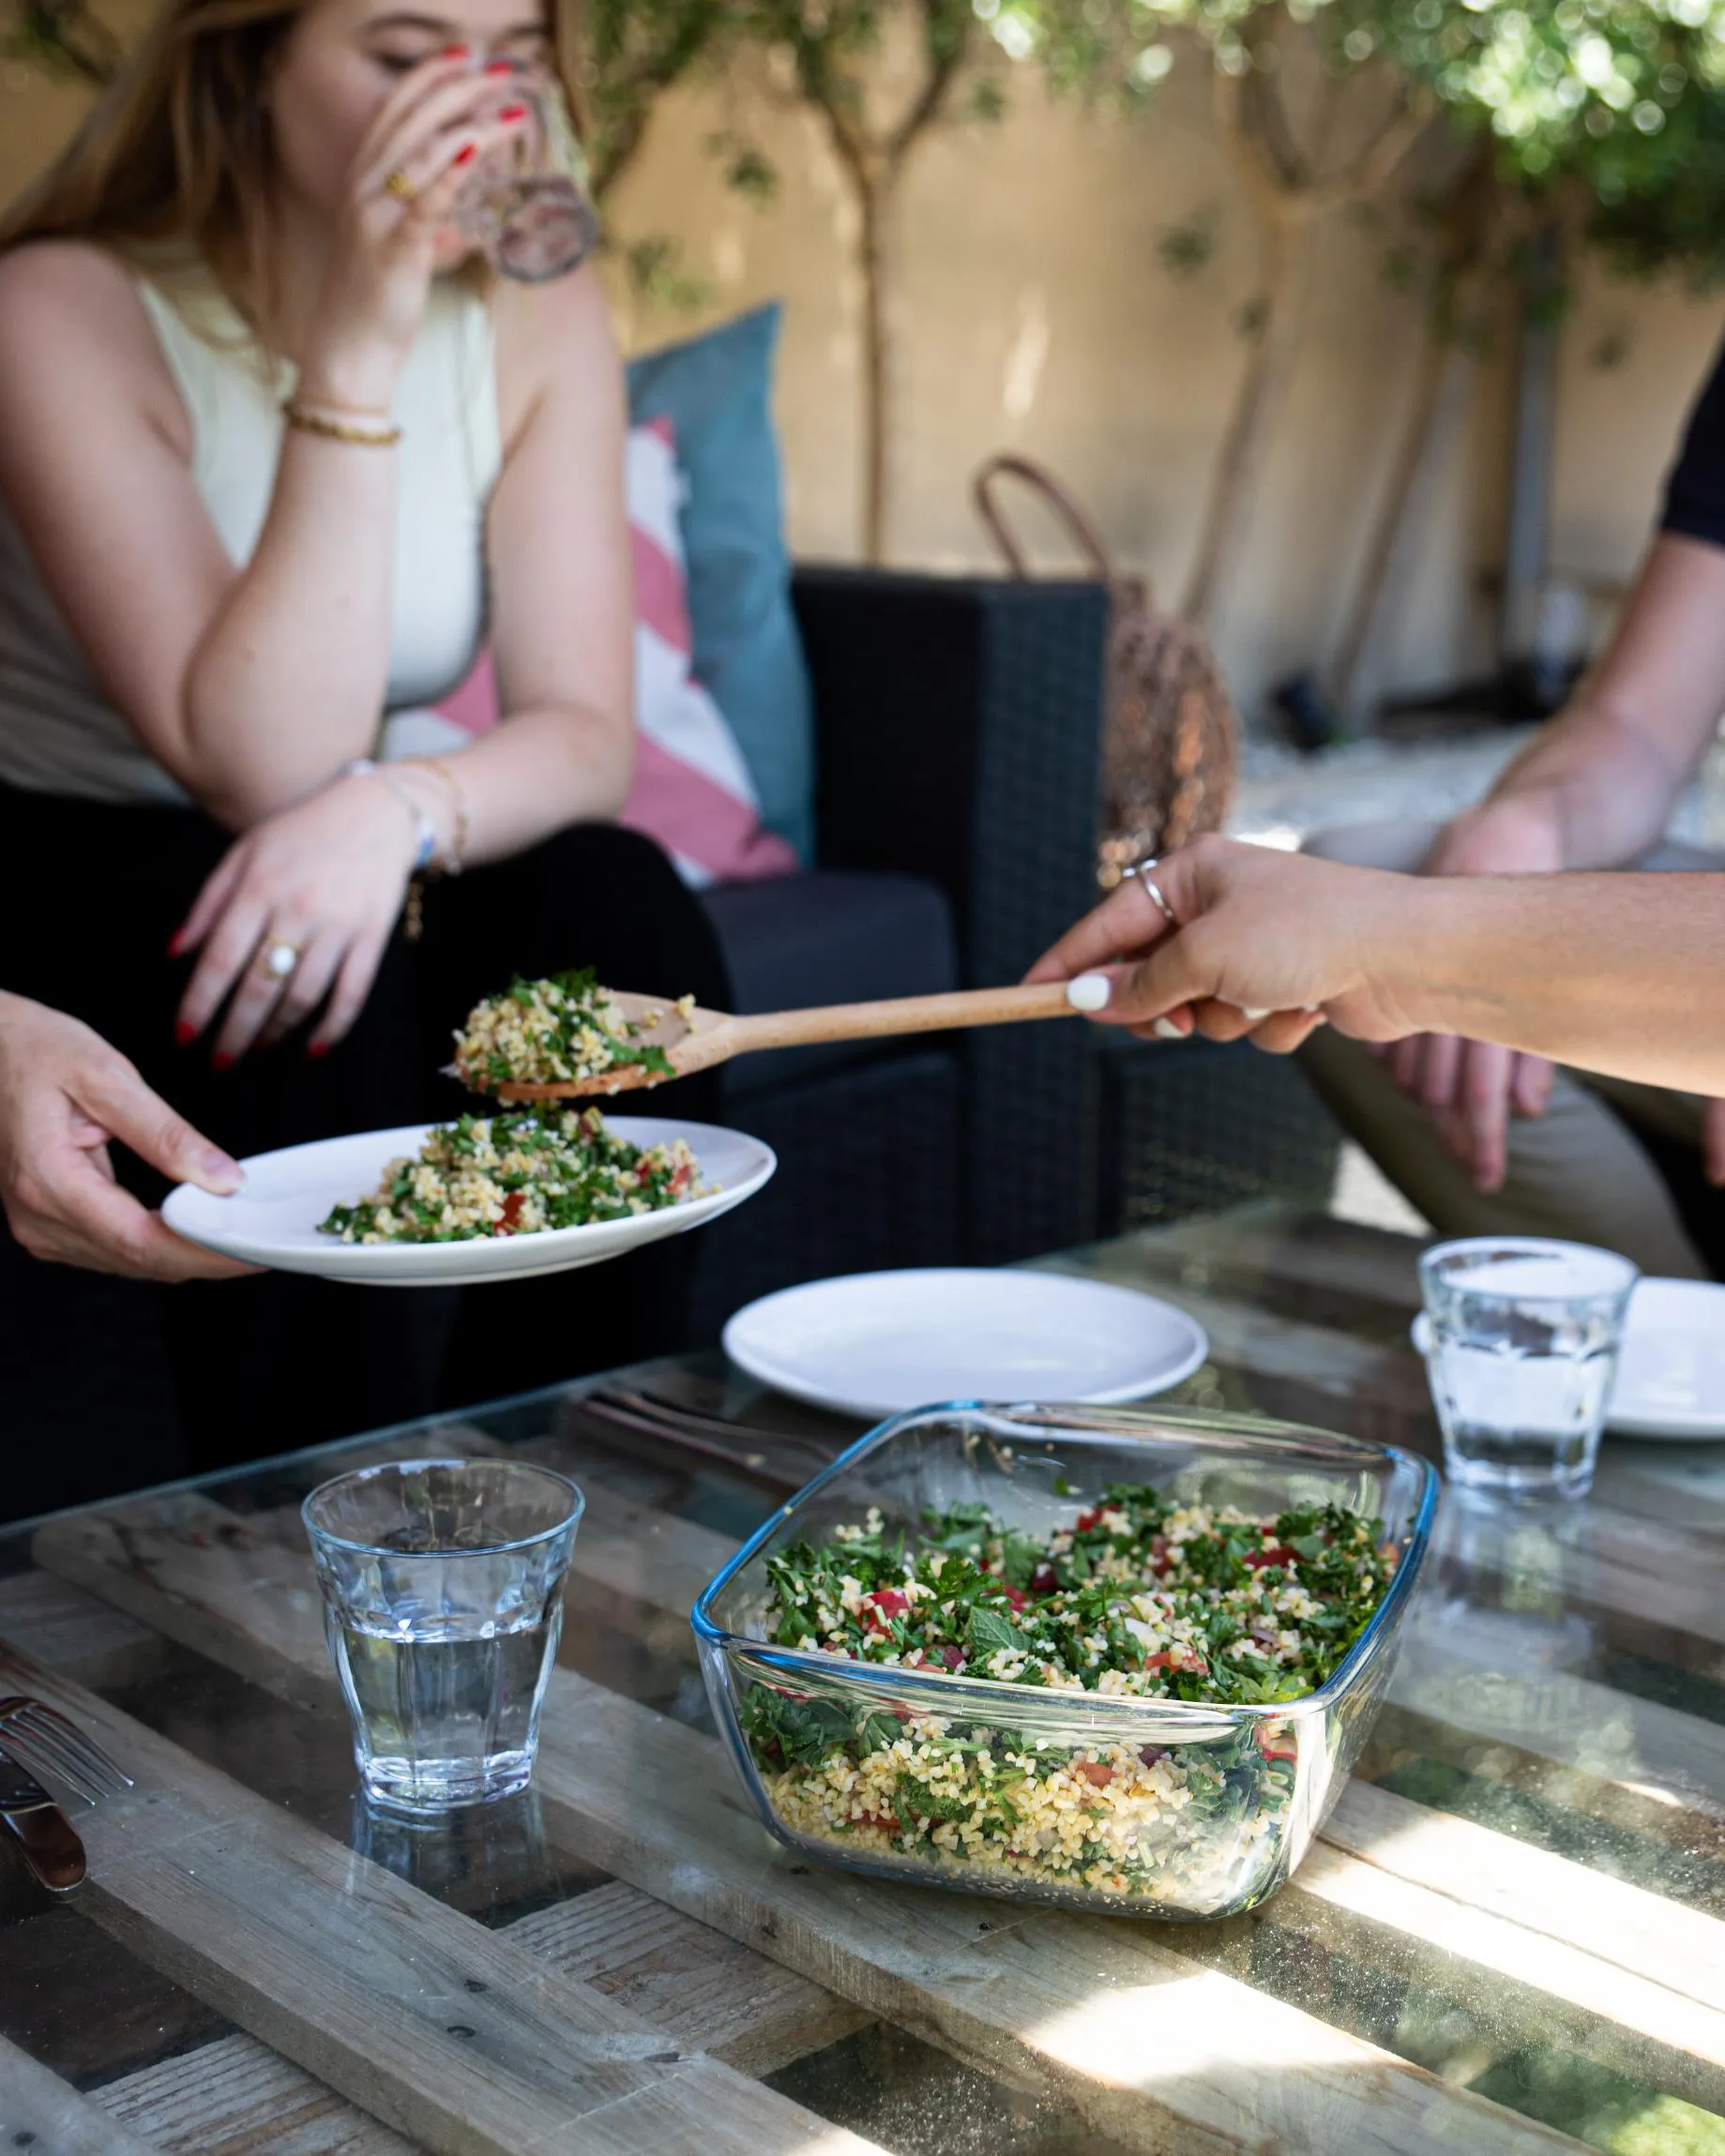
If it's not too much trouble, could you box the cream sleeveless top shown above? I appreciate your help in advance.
[0,266,502,804]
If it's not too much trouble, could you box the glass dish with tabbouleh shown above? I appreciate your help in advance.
[318,1108,706,1244]
[453,969,691,1093]
[734,1486,1399,1909]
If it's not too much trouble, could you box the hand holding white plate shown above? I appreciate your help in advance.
[722,1267,1209,1419]
[163,1118,774,1287]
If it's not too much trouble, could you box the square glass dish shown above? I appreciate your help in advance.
[693,1404,1437,1921]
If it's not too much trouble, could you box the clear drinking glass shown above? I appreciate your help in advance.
[455,69,599,283]
[303,1458,583,1815]
[1417,1237,1638,1501]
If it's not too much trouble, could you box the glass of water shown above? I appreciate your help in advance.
[303,1458,583,1815]
[455,68,599,283]
[1417,1238,1638,1501]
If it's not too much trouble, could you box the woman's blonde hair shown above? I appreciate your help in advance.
[0,0,585,343]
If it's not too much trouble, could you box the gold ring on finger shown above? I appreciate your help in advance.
[259,940,301,981]
[384,167,416,202]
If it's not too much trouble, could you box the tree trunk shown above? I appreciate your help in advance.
[1326,323,1457,717]
[1181,197,1316,630]
[1326,164,1501,717]
[855,162,898,565]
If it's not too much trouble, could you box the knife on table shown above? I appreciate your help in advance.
[0,1745,85,1892]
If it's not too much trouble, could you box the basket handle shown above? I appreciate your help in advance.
[973,453,1119,585]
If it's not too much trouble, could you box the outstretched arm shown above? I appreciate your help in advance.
[1029,837,1725,1101]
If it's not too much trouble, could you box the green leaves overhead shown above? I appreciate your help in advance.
[989,0,1725,282]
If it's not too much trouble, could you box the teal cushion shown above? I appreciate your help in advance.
[627,306,814,864]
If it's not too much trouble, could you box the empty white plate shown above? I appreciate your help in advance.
[1607,1278,1725,1440]
[1413,1277,1725,1442]
[163,1117,775,1288]
[721,1267,1210,1420]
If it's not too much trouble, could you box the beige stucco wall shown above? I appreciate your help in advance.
[6,33,1722,721]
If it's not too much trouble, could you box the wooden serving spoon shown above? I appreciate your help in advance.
[491,981,1086,1103]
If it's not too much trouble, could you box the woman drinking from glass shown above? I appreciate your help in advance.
[0,0,727,1473]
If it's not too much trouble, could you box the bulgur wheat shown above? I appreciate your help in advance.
[738,1488,1398,1906]
[318,1108,707,1244]
[454,969,693,1093]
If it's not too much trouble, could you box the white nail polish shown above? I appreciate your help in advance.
[1240,1007,1271,1023]
[1067,973,1111,1013]
[1153,1017,1186,1041]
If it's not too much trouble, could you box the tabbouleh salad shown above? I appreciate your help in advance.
[318,1108,705,1244]
[738,1486,1399,1907]
[453,969,692,1093]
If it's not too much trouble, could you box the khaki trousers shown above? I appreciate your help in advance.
[1298,820,1717,1280]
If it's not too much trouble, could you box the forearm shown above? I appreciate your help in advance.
[1398,872,1725,1093]
[1454,698,1692,871]
[395,704,633,866]
[1450,535,1725,873]
[178,430,399,826]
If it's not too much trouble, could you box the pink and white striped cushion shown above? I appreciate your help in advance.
[419,415,796,890]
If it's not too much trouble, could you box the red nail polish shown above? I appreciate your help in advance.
[498,102,527,121]
[174,1018,196,1047]
[454,143,477,166]
[440,42,469,57]
[307,1040,329,1061]
[483,57,516,74]
[212,1050,235,1073]
[167,929,187,958]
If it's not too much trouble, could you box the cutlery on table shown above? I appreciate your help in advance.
[0,1746,85,1893]
[0,1695,132,1805]
[491,982,1080,1103]
[574,1386,840,1494]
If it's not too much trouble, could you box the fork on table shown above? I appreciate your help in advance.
[0,1695,132,1804]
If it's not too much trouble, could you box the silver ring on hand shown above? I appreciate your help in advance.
[1120,857,1178,930]
[259,940,301,981]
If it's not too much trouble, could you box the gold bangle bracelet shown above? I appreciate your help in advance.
[420,756,470,872]
[281,400,401,447]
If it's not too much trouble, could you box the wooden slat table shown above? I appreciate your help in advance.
[4,1203,1724,2154]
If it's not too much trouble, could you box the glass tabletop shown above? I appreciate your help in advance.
[3,1200,1723,2156]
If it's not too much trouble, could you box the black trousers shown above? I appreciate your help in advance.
[0,783,730,1516]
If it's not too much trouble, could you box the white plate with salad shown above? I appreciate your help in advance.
[722,1267,1210,1419]
[164,1111,775,1287]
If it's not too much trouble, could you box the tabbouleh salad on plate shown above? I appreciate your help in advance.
[453,969,692,1092]
[738,1486,1399,1907]
[318,1108,706,1245]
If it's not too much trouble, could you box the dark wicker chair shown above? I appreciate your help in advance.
[687,566,1111,1336]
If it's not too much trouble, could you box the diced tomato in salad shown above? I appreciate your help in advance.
[863,1587,910,1632]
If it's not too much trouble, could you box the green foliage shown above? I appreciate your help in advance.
[717,140,781,201]
[1,0,117,82]
[620,235,716,312]
[1158,214,1218,275]
[581,0,749,199]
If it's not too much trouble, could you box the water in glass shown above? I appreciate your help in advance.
[1418,1240,1637,1501]
[454,70,598,283]
[303,1459,583,1814]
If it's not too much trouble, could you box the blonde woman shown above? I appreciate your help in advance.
[0,0,727,1473]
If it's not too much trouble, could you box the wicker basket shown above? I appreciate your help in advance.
[974,454,1238,887]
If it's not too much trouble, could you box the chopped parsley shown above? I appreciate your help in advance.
[453,969,680,1093]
